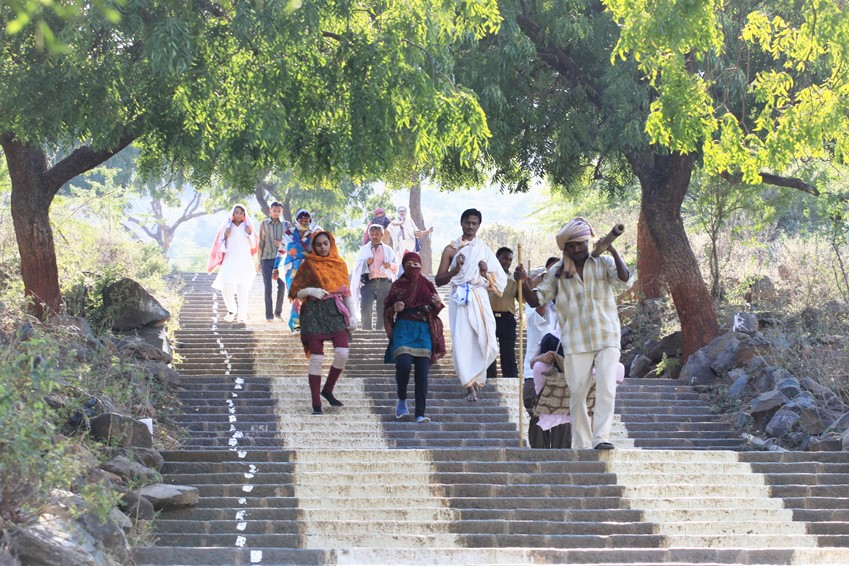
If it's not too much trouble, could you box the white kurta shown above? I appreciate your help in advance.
[447,238,507,388]
[388,217,419,259]
[212,222,256,291]
[523,301,558,378]
[349,243,398,323]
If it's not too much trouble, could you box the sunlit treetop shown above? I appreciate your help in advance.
[605,0,849,185]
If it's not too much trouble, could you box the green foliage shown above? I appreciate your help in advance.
[0,331,100,525]
[605,0,849,183]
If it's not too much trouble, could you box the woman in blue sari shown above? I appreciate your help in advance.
[275,209,318,331]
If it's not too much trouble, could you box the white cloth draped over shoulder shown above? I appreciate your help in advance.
[388,216,420,258]
[212,215,257,291]
[447,237,507,388]
[349,242,398,324]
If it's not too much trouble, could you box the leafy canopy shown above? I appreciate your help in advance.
[606,0,849,184]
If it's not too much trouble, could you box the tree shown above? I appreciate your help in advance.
[458,0,844,358]
[125,191,221,254]
[0,0,500,317]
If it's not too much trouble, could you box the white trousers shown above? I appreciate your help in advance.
[563,347,619,449]
[221,282,250,322]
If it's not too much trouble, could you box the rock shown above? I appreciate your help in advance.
[102,278,170,331]
[89,413,153,448]
[619,352,636,377]
[745,276,777,304]
[113,447,165,471]
[99,456,159,483]
[120,339,172,364]
[6,524,95,566]
[776,376,801,400]
[620,326,635,348]
[731,312,759,335]
[783,393,828,434]
[750,390,788,416]
[138,484,199,510]
[77,512,130,563]
[735,411,751,429]
[645,331,682,363]
[766,407,800,437]
[826,410,849,434]
[85,468,122,489]
[629,355,654,379]
[726,370,750,399]
[140,360,181,388]
[843,428,849,451]
[747,355,768,372]
[809,435,843,452]
[109,508,133,532]
[47,315,99,348]
[751,366,792,395]
[680,349,717,387]
[118,491,155,521]
[709,333,756,376]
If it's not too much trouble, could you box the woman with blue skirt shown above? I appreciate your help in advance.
[383,252,446,423]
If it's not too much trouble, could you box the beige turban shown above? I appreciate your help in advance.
[556,217,594,278]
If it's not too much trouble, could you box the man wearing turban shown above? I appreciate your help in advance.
[523,217,633,450]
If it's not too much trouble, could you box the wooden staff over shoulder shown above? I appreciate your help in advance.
[517,242,524,448]
[591,223,625,257]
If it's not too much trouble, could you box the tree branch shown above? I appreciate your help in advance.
[720,171,820,197]
[43,133,137,192]
[514,14,603,108]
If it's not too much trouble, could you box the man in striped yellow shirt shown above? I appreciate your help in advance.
[524,218,633,450]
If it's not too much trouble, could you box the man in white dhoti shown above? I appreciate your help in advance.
[435,209,507,401]
[524,218,633,450]
[388,205,431,259]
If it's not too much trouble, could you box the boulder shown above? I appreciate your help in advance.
[102,278,170,331]
[726,370,750,399]
[140,360,181,388]
[710,333,756,376]
[118,491,155,521]
[89,413,153,448]
[113,447,165,471]
[826,411,849,435]
[751,366,792,395]
[766,407,800,438]
[99,456,159,483]
[138,484,199,510]
[645,331,682,363]
[120,339,172,364]
[750,390,788,417]
[680,349,717,387]
[808,434,843,452]
[745,275,778,304]
[731,312,759,335]
[629,355,654,379]
[776,376,801,400]
[6,524,95,566]
[77,512,130,563]
[47,315,99,348]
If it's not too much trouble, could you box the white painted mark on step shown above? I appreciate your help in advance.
[236,521,247,531]
[248,465,257,473]
[235,535,246,547]
[238,451,247,458]
[230,425,236,432]
[233,431,244,439]
[229,415,237,423]
[228,438,238,447]
[251,550,263,563]
[242,485,254,493]
[244,472,255,479]
[238,497,247,504]
[235,510,246,520]
[235,378,245,384]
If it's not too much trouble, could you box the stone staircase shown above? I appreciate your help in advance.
[134,272,849,565]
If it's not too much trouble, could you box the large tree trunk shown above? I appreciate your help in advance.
[4,141,62,318]
[408,178,433,275]
[1,133,135,319]
[628,151,719,360]
[636,208,664,299]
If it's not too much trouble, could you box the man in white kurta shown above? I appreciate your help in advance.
[435,209,506,401]
[388,205,430,259]
[350,224,398,330]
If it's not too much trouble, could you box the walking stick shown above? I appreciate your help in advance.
[517,243,525,448]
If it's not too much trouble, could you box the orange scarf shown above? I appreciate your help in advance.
[288,231,351,298]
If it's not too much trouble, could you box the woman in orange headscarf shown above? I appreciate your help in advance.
[288,231,357,414]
